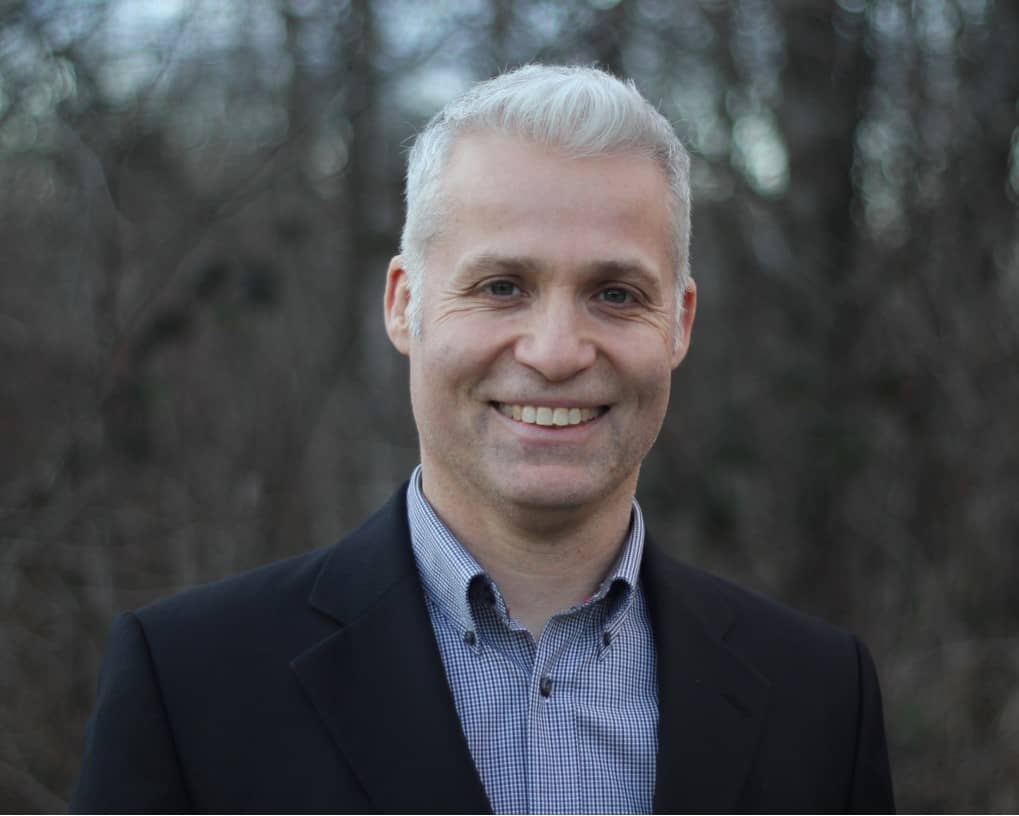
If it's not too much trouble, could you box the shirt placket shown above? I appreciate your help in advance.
[525,610,589,814]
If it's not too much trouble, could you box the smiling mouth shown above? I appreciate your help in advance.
[493,403,608,427]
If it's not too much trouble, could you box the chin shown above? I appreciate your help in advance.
[491,468,621,512]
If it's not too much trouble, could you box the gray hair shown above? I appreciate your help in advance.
[400,63,691,336]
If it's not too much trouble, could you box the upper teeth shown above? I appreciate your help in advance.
[497,404,600,427]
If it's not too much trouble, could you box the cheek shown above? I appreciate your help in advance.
[627,355,674,439]
[628,349,675,401]
[408,339,479,419]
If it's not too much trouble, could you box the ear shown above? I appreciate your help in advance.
[671,278,697,369]
[384,255,412,356]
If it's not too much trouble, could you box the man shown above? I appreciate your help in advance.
[73,65,894,813]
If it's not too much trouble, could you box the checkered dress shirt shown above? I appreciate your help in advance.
[406,467,659,814]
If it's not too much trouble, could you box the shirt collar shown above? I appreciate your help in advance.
[406,465,646,635]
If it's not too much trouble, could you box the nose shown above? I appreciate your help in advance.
[513,295,597,382]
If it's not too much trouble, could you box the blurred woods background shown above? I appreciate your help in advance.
[0,0,1016,809]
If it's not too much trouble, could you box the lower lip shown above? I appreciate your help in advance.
[490,405,607,442]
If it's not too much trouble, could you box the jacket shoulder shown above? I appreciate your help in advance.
[683,559,851,640]
[131,484,413,656]
[135,542,334,634]
[644,541,863,677]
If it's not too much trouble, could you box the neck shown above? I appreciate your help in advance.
[419,467,637,637]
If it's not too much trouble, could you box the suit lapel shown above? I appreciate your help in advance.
[643,537,771,813]
[291,489,490,814]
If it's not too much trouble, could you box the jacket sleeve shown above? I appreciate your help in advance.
[849,637,896,813]
[71,612,194,813]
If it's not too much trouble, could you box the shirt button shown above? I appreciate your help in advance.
[539,676,553,697]
[463,630,476,646]
[602,631,612,646]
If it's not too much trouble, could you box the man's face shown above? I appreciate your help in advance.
[385,131,695,519]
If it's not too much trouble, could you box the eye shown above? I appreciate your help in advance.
[598,287,635,305]
[484,279,522,298]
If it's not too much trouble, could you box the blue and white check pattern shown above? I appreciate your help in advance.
[406,467,658,814]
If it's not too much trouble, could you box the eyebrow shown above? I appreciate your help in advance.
[456,253,539,277]
[457,252,664,297]
[587,259,664,297]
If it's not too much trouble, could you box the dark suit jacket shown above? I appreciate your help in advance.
[72,486,894,813]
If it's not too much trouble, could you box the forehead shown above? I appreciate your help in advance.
[440,130,669,212]
[432,131,673,280]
